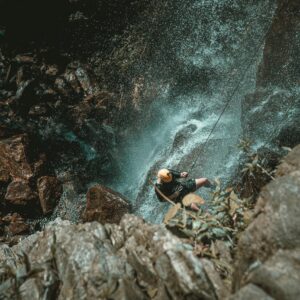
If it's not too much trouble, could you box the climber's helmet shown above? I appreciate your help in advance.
[157,169,172,183]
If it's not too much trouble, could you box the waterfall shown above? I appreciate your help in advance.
[109,0,277,223]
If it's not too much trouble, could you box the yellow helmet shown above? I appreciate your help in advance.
[157,169,172,183]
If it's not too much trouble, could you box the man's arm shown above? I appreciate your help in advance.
[168,169,182,179]
[169,169,188,178]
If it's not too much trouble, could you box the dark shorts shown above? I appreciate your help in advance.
[179,179,196,200]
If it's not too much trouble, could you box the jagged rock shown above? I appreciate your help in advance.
[45,65,59,77]
[241,86,300,147]
[8,220,30,236]
[74,65,100,96]
[28,104,49,116]
[245,248,300,300]
[0,125,16,139]
[172,124,197,152]
[82,184,131,224]
[37,176,62,214]
[0,134,33,181]
[276,144,300,176]
[232,145,300,299]
[59,63,97,96]
[70,91,116,126]
[5,180,37,205]
[0,164,10,183]
[229,284,274,300]
[2,213,30,236]
[54,77,72,97]
[0,215,227,299]
[0,134,61,213]
[19,277,57,300]
[15,55,35,64]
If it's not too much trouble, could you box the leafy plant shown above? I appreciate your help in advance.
[162,178,257,283]
[238,138,252,153]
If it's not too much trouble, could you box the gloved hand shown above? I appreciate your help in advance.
[180,172,188,178]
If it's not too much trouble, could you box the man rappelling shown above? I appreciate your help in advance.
[155,168,212,211]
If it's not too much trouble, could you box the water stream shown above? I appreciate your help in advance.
[109,0,277,223]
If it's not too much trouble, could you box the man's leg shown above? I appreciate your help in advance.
[190,202,200,211]
[181,179,207,211]
[195,178,211,189]
[187,178,210,211]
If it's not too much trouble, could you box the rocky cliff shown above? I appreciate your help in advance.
[0,144,300,299]
[0,0,300,299]
[231,145,300,300]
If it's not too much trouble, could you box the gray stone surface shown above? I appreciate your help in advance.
[232,145,300,299]
[276,144,300,176]
[230,284,274,300]
[0,215,227,300]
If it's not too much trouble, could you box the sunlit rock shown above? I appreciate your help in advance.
[82,184,131,224]
[0,215,227,299]
[0,134,33,181]
[37,176,62,215]
[5,180,37,206]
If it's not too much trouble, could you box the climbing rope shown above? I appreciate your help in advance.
[189,2,287,173]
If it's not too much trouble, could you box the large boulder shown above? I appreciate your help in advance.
[276,144,300,176]
[82,184,131,224]
[0,213,30,239]
[0,215,227,299]
[0,134,33,181]
[232,144,300,299]
[229,284,273,300]
[0,134,62,216]
[5,180,37,205]
[37,176,62,214]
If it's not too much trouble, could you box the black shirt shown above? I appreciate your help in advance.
[155,169,183,202]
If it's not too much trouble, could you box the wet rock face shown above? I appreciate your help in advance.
[232,144,300,299]
[241,0,300,150]
[242,87,300,146]
[257,0,300,88]
[37,176,62,214]
[0,215,227,299]
[82,184,131,224]
[229,284,273,300]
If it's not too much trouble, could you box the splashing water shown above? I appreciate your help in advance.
[109,0,277,223]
